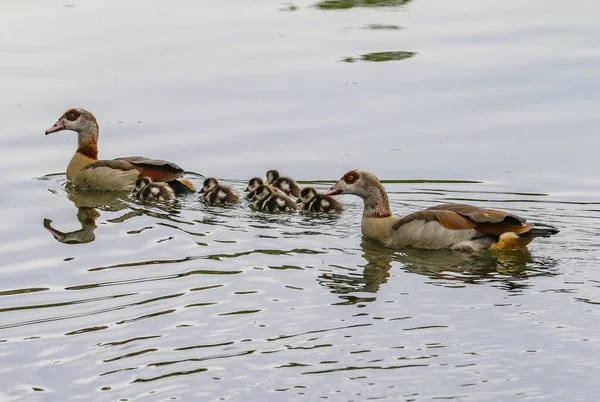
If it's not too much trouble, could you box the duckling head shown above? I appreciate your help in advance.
[324,170,378,199]
[266,170,280,185]
[246,177,264,192]
[134,176,152,192]
[299,187,318,204]
[254,185,273,201]
[200,177,219,194]
[45,108,98,135]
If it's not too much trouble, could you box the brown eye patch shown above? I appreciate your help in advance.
[65,109,81,121]
[343,170,359,184]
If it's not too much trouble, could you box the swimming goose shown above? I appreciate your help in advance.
[299,187,343,213]
[324,170,559,251]
[252,185,298,213]
[45,108,194,192]
[199,177,239,206]
[132,176,175,202]
[266,169,301,197]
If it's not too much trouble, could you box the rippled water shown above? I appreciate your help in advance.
[2,0,600,401]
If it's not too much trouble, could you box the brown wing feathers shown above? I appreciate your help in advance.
[82,156,184,182]
[393,203,533,236]
[116,156,184,182]
[393,210,476,231]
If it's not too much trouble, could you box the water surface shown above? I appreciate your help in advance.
[1,0,600,400]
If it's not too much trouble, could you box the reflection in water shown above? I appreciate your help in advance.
[342,51,417,63]
[320,239,560,303]
[43,186,135,244]
[43,184,183,244]
[65,184,131,211]
[363,24,402,30]
[318,240,392,304]
[44,207,99,244]
[43,178,202,245]
[316,0,412,10]
[397,248,559,292]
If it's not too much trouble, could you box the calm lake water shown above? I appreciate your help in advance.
[2,0,600,400]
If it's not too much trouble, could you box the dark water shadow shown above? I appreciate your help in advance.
[315,0,412,10]
[341,51,417,63]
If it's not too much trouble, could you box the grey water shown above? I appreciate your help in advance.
[1,0,600,400]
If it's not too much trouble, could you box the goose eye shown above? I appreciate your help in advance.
[347,175,354,181]
[67,113,75,120]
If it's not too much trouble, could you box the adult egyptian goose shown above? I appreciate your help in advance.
[45,108,194,192]
[299,187,343,213]
[266,170,301,198]
[324,170,559,251]
[199,177,239,206]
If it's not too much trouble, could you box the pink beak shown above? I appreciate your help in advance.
[45,120,65,135]
[323,182,342,196]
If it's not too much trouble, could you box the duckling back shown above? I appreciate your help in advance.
[261,193,298,213]
[203,185,239,206]
[266,170,301,197]
[302,194,343,213]
[135,182,175,202]
[271,178,301,197]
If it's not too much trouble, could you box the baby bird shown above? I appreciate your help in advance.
[200,177,239,206]
[299,187,344,213]
[132,176,175,202]
[266,169,301,198]
[252,185,298,213]
[245,177,266,201]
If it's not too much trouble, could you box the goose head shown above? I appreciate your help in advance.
[245,177,264,192]
[324,170,380,199]
[299,187,318,204]
[254,185,273,201]
[45,108,98,135]
[134,177,152,192]
[265,169,280,184]
[200,177,219,194]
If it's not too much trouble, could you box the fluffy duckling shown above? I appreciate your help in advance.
[252,185,298,213]
[299,187,344,213]
[245,177,285,201]
[324,169,560,251]
[266,169,301,197]
[245,177,266,201]
[200,177,239,206]
[132,176,175,202]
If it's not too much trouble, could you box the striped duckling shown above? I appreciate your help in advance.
[252,185,298,213]
[245,177,266,201]
[245,177,286,201]
[266,169,301,198]
[132,176,175,202]
[200,177,239,206]
[299,187,343,213]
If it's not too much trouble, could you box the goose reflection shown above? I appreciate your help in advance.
[43,182,188,244]
[319,239,559,303]
[43,186,136,244]
[318,240,393,304]
[44,207,99,244]
[397,247,559,291]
